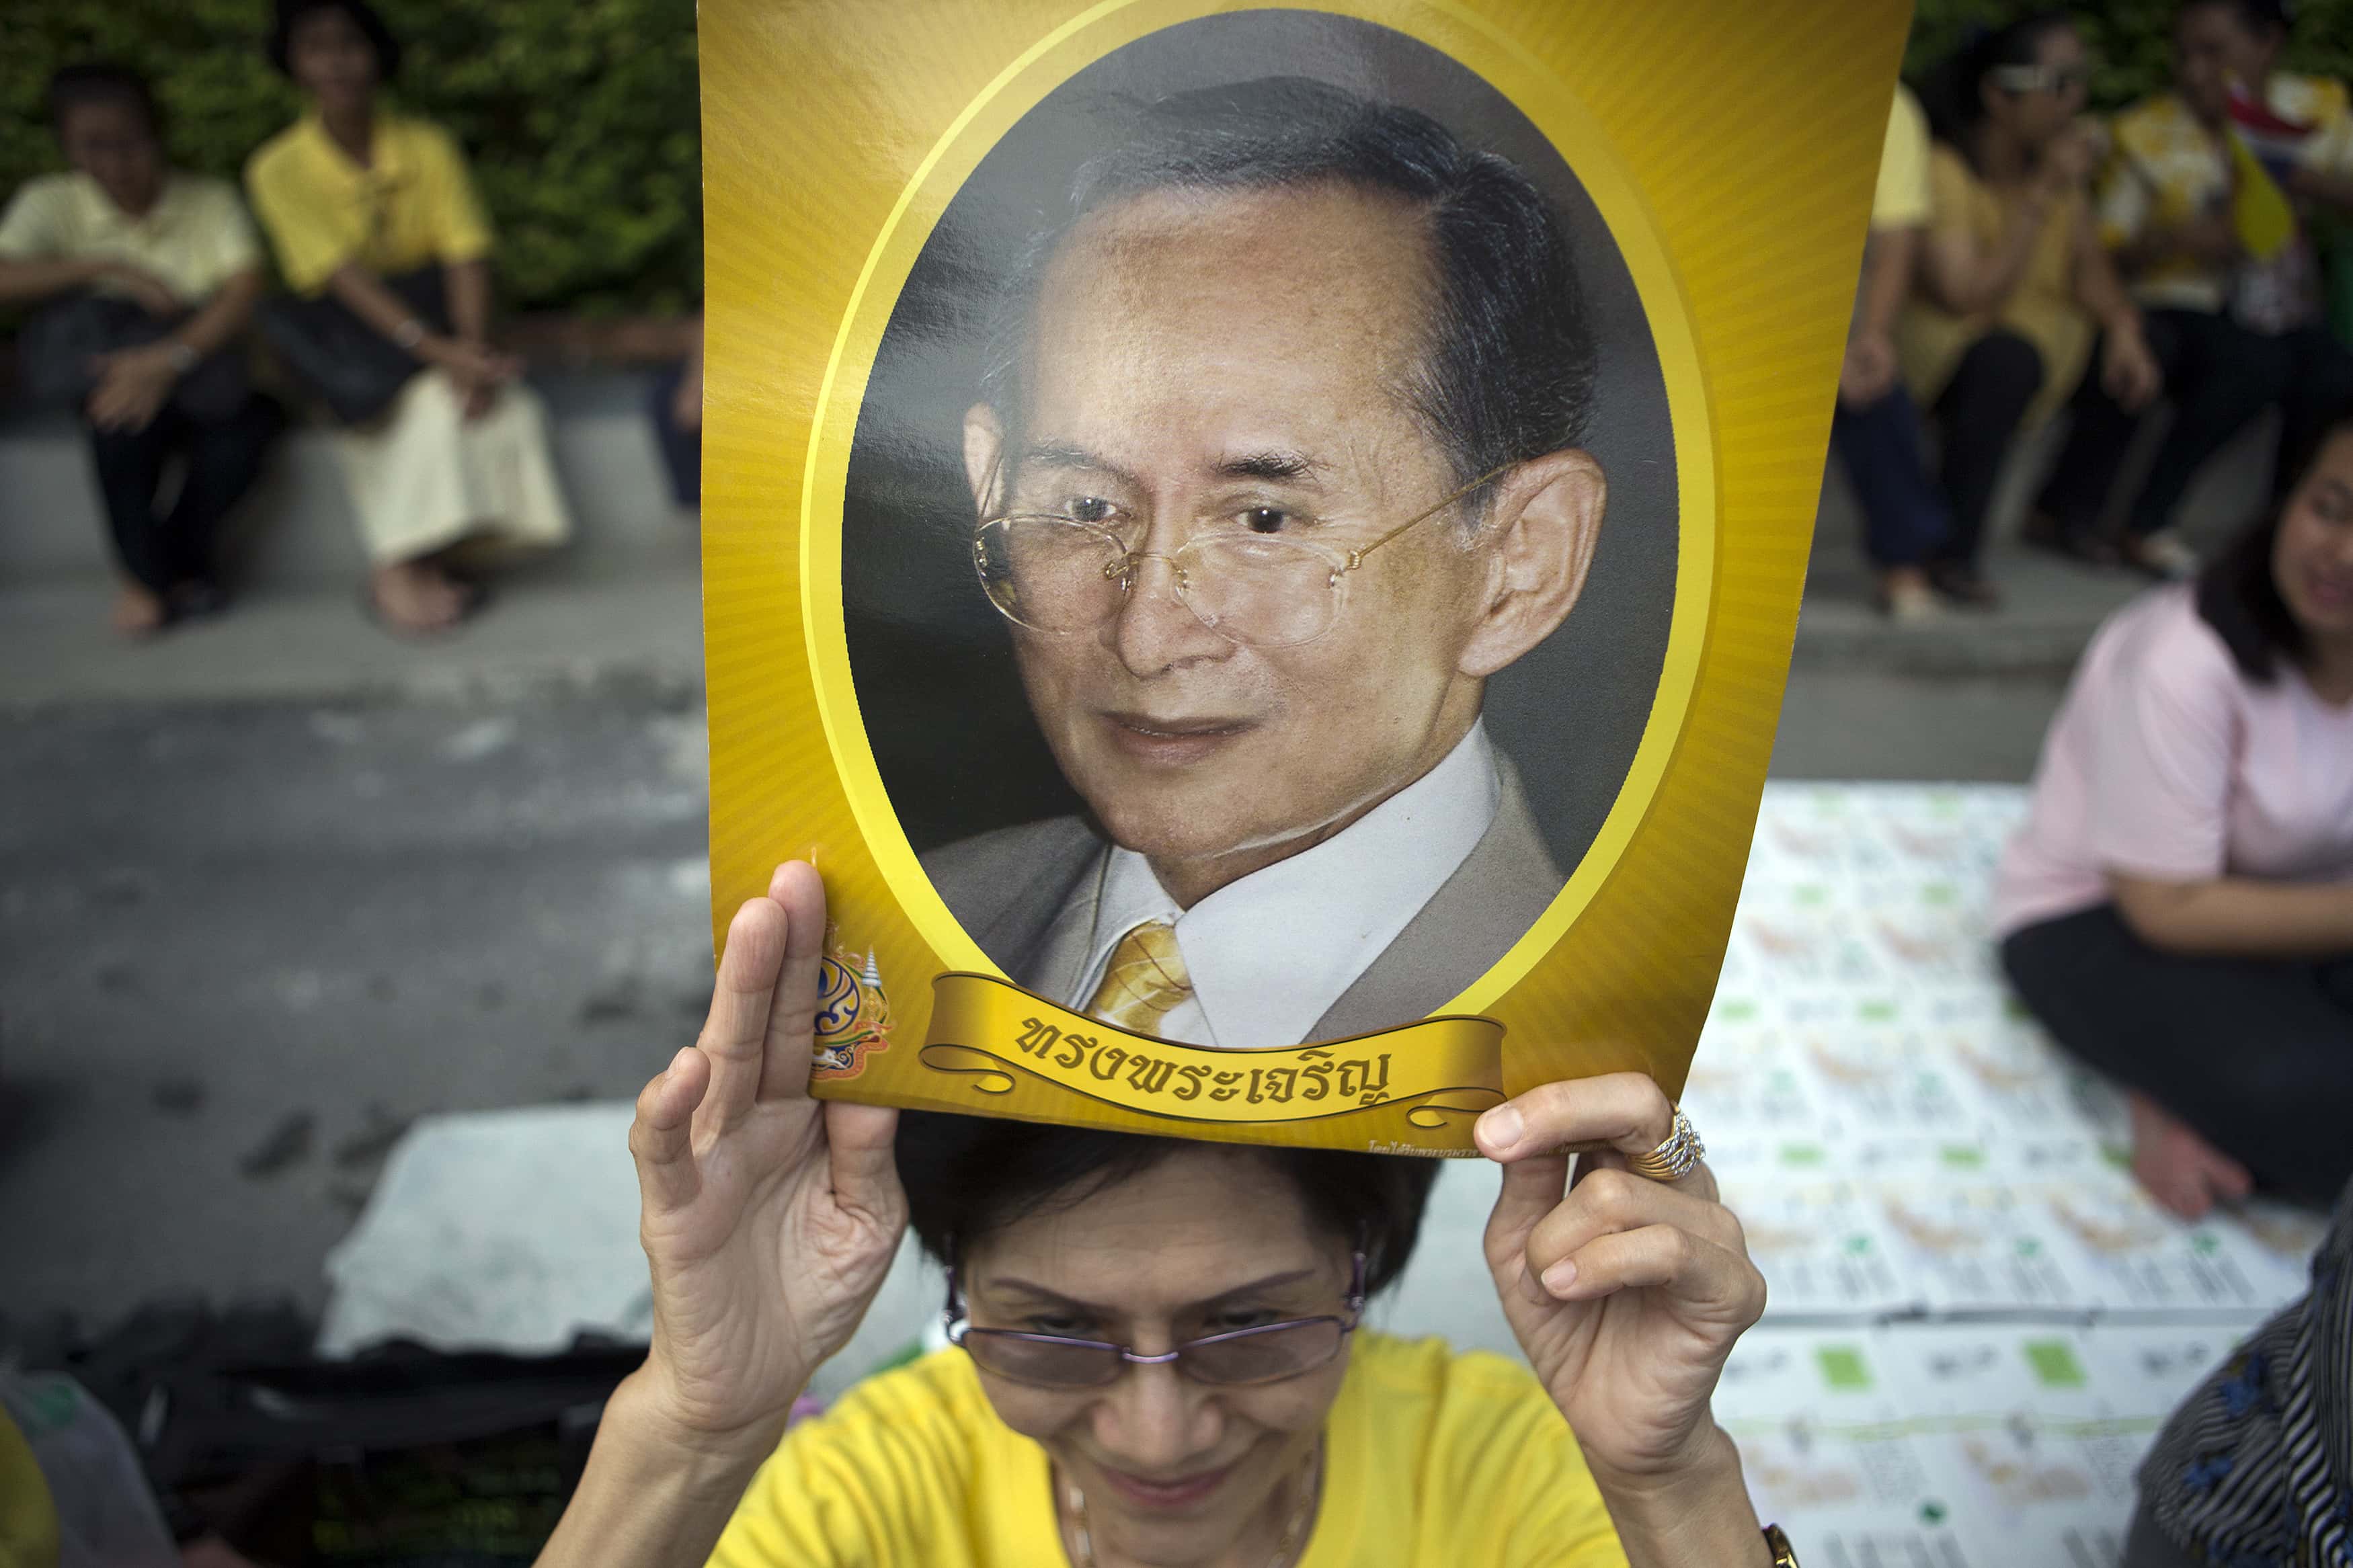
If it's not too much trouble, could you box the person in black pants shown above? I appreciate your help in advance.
[2034,308,2281,571]
[0,65,280,634]
[1927,330,2050,589]
[1994,421,2353,1219]
[2003,911,2353,1208]
[2034,0,2353,578]
[85,397,284,614]
[647,317,702,511]
[1902,16,2161,608]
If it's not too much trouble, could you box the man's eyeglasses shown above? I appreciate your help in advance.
[943,1252,1365,1389]
[971,468,1507,651]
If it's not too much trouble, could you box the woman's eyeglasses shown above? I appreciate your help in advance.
[943,1253,1365,1389]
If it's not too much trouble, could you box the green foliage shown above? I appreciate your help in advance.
[2,0,700,314]
[1907,0,2353,112]
[17,0,2353,312]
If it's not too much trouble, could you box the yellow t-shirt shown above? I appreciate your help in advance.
[243,111,492,295]
[0,171,261,305]
[0,1402,59,1568]
[710,1332,1630,1567]
[1871,85,1933,231]
[1898,145,2093,427]
[2096,79,2353,315]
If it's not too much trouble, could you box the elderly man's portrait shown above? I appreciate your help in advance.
[842,11,1677,1049]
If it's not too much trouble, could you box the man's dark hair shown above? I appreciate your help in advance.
[2192,415,2353,681]
[896,1109,1439,1296]
[47,63,161,139]
[2184,0,2294,40]
[268,0,403,83]
[981,77,1598,512]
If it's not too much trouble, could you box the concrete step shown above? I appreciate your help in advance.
[0,370,689,589]
[1800,400,2280,675]
[0,548,702,709]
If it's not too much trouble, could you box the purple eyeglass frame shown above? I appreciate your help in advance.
[942,1249,1367,1387]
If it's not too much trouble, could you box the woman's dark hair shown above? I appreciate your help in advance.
[2184,0,2293,40]
[268,0,401,83]
[46,63,161,138]
[981,77,1597,515]
[2192,417,2353,680]
[896,1110,1439,1296]
[1918,11,2078,168]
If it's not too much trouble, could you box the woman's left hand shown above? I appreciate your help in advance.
[1476,1073,1765,1489]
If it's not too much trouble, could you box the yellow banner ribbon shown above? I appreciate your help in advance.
[918,973,1505,1147]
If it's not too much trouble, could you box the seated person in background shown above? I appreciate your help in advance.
[1831,83,1953,622]
[648,315,701,511]
[0,64,282,637]
[1899,12,2161,610]
[2203,0,2353,528]
[2122,1178,2350,1567]
[2032,0,2353,580]
[245,0,573,636]
[536,864,1781,1567]
[1996,415,2353,1220]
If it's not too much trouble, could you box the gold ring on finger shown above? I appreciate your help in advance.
[1627,1106,1705,1182]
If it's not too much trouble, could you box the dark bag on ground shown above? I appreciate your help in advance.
[16,291,253,423]
[256,266,450,425]
[13,1298,641,1564]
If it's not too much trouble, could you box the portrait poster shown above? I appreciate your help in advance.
[701,0,1910,1153]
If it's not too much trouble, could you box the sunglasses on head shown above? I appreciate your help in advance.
[1992,61,2093,95]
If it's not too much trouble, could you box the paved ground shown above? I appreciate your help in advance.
[0,536,2108,1331]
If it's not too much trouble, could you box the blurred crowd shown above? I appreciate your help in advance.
[1839,0,2353,616]
[0,0,703,638]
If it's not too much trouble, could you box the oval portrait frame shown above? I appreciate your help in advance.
[799,0,1715,1027]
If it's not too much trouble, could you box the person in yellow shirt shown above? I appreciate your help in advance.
[2036,0,2353,581]
[1901,13,2161,610]
[0,65,281,638]
[1829,85,1952,622]
[244,0,573,636]
[530,864,1794,1568]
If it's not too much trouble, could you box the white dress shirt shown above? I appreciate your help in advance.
[1055,722,1503,1047]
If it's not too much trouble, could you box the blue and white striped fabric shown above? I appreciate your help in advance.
[2140,1180,2352,1566]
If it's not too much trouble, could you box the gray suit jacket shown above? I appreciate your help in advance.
[918,754,1564,1042]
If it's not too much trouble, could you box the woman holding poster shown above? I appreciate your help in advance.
[536,866,1792,1568]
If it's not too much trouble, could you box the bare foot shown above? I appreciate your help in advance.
[111,582,167,637]
[2128,1092,2254,1219]
[368,561,468,635]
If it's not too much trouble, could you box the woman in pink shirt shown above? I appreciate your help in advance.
[1996,419,2353,1219]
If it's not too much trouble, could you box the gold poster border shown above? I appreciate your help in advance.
[797,0,1716,1021]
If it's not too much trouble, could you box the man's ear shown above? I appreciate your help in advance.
[1456,448,1607,679]
[963,403,1006,517]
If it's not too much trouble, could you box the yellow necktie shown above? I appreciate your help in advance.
[1084,920,1194,1036]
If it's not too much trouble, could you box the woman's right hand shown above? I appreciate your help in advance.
[424,335,521,386]
[626,862,908,1440]
[2037,124,2100,196]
